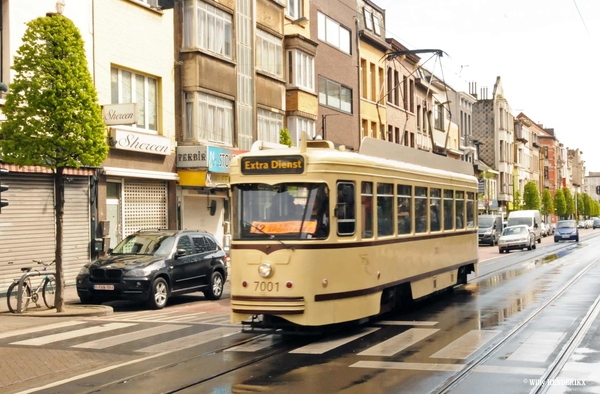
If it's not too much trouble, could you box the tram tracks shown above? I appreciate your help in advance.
[434,256,600,393]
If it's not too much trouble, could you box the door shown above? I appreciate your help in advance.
[170,235,203,292]
[191,235,218,288]
[106,182,122,249]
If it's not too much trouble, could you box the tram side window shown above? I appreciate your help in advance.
[377,183,394,236]
[466,192,475,228]
[443,190,454,230]
[361,182,373,238]
[456,191,465,229]
[397,184,412,235]
[337,182,356,236]
[415,186,427,233]
[430,188,441,232]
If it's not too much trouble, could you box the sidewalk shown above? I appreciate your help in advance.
[0,284,112,318]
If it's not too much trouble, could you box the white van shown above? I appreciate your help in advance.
[507,210,542,244]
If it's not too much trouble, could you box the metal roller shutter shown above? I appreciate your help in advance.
[63,177,91,284]
[123,180,168,237]
[0,174,55,294]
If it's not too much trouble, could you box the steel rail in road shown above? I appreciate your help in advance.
[434,255,600,394]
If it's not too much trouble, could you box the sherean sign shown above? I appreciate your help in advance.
[110,128,171,156]
[102,103,136,125]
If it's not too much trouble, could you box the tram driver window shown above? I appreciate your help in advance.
[361,182,373,238]
[336,182,356,235]
[415,187,427,233]
[397,184,412,235]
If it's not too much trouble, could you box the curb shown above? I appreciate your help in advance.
[0,304,113,317]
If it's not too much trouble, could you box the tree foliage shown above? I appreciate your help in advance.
[562,187,574,218]
[279,128,293,147]
[576,193,584,219]
[541,189,554,217]
[0,15,108,312]
[554,189,566,218]
[523,181,540,210]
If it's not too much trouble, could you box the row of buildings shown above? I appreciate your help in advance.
[0,0,596,291]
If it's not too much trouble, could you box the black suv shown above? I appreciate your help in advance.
[76,230,228,309]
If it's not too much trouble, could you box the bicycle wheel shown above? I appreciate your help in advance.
[42,276,56,309]
[7,281,32,313]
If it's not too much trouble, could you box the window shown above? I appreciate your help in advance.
[257,30,283,78]
[444,190,454,230]
[184,92,233,145]
[287,50,314,91]
[286,0,302,20]
[415,187,427,233]
[430,188,441,232]
[455,191,465,229]
[287,116,316,145]
[257,108,283,144]
[377,183,393,236]
[337,182,356,235]
[319,76,352,113]
[361,182,373,238]
[183,0,232,59]
[466,192,475,228]
[372,14,381,35]
[434,102,444,130]
[317,11,351,54]
[176,236,194,255]
[363,9,373,31]
[111,67,158,132]
[397,185,412,234]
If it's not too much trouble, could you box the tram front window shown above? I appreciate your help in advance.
[233,183,330,240]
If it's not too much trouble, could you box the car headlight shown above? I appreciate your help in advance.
[485,230,492,235]
[78,266,90,276]
[124,263,160,277]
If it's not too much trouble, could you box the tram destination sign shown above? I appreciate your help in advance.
[241,155,304,175]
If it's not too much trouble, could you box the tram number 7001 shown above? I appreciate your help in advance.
[254,281,279,292]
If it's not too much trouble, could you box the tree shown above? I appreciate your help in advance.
[280,128,293,147]
[554,189,566,218]
[0,14,108,312]
[540,189,554,218]
[562,187,574,218]
[523,181,540,210]
[576,193,584,219]
[583,193,592,217]
[513,190,522,211]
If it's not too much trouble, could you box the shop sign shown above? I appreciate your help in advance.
[177,146,208,168]
[110,128,171,156]
[102,103,136,125]
[205,172,230,187]
[208,146,233,173]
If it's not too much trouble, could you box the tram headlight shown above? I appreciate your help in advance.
[258,263,273,278]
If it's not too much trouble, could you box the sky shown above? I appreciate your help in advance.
[376,0,600,175]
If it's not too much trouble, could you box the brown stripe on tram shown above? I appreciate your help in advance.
[231,295,305,302]
[231,230,478,255]
[314,259,477,302]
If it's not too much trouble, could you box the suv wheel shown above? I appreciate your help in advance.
[204,271,224,300]
[148,277,169,309]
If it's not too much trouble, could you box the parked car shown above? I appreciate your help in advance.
[577,220,588,229]
[594,218,600,229]
[76,229,228,309]
[554,220,579,242]
[498,224,536,254]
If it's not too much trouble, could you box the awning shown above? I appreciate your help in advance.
[0,164,95,176]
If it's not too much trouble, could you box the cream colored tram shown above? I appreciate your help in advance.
[229,136,478,330]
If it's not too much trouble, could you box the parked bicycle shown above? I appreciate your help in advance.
[6,260,56,313]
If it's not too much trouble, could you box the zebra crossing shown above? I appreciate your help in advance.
[0,318,583,376]
[94,309,235,326]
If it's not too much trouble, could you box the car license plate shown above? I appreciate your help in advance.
[93,284,114,290]
[562,235,570,239]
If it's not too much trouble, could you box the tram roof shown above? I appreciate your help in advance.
[237,137,477,182]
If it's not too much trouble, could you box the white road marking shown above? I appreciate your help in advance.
[358,328,439,357]
[136,327,239,353]
[10,323,137,346]
[290,327,380,355]
[72,324,191,349]
[430,330,502,359]
[350,361,547,375]
[0,321,85,340]
[375,320,438,326]
[507,331,565,362]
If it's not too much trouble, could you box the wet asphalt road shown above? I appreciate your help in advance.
[3,229,600,394]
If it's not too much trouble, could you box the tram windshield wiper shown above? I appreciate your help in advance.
[242,220,294,251]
